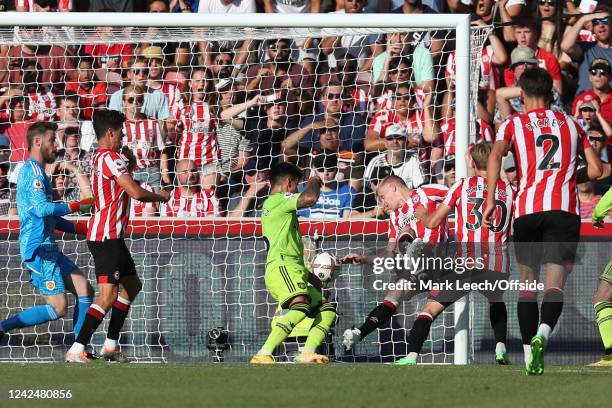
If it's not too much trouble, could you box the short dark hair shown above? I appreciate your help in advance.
[517,67,553,99]
[93,109,125,141]
[269,161,303,187]
[56,90,79,107]
[27,121,57,150]
[75,55,95,69]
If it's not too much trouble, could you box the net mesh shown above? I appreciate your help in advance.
[0,23,494,363]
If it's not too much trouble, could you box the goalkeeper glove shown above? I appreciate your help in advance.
[68,196,94,213]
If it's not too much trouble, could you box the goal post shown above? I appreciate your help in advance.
[0,12,485,364]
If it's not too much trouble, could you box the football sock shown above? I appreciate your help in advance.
[517,290,538,357]
[260,302,309,355]
[358,299,398,340]
[0,304,59,332]
[72,303,107,351]
[594,301,612,355]
[489,302,507,345]
[539,287,564,344]
[105,296,131,348]
[303,303,336,353]
[73,296,93,338]
[406,312,433,354]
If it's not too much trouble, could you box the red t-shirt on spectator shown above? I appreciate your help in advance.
[6,121,33,162]
[503,47,561,87]
[65,80,108,120]
[7,45,76,89]
[15,0,72,11]
[83,43,134,69]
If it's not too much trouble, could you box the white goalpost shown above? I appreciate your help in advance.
[0,12,489,364]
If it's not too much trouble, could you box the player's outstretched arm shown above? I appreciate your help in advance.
[28,176,91,217]
[116,174,171,203]
[55,217,88,235]
[341,239,395,265]
[297,176,322,209]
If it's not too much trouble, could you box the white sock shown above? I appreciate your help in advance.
[69,342,85,354]
[495,342,506,353]
[537,323,552,344]
[407,352,418,359]
[523,344,531,364]
[103,338,117,350]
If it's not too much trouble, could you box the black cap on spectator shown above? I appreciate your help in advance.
[312,152,338,170]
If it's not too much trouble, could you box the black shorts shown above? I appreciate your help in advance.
[87,238,137,285]
[513,210,580,270]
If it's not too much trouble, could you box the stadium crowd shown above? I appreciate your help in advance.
[0,0,611,221]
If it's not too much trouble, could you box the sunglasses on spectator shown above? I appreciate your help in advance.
[215,59,232,66]
[125,96,144,104]
[538,0,554,5]
[394,93,413,100]
[131,68,149,76]
[315,167,337,173]
[325,92,342,100]
[589,68,610,76]
[589,135,604,142]
[593,17,609,26]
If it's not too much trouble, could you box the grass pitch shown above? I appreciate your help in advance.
[0,363,609,408]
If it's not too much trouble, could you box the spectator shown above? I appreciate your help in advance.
[320,0,384,72]
[572,58,612,125]
[7,41,76,89]
[297,153,356,219]
[328,55,373,117]
[82,28,134,73]
[147,0,169,12]
[88,0,134,12]
[169,0,193,12]
[442,155,455,187]
[578,180,602,219]
[176,68,219,190]
[65,56,108,121]
[130,182,158,217]
[364,123,425,189]
[474,0,494,24]
[15,0,72,12]
[0,134,9,162]
[352,165,390,217]
[53,125,93,199]
[108,57,171,120]
[366,82,438,152]
[0,157,16,216]
[503,20,563,96]
[122,84,170,190]
[263,0,319,13]
[562,8,612,95]
[298,81,366,151]
[537,0,568,66]
[210,48,235,87]
[5,96,32,163]
[227,157,271,217]
[159,158,219,216]
[391,1,445,57]
[498,0,527,40]
[141,45,185,123]
[588,123,612,196]
[502,153,517,187]
[48,161,91,204]
[20,60,56,121]
[55,92,97,153]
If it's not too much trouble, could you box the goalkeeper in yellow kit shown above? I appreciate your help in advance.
[590,186,612,367]
[251,162,336,364]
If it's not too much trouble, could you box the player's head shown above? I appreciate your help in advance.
[93,109,126,151]
[269,161,303,193]
[27,121,58,164]
[376,175,410,212]
[469,141,493,172]
[517,67,553,103]
[176,159,200,188]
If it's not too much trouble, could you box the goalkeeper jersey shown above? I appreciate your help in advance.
[261,192,304,268]
[16,158,71,261]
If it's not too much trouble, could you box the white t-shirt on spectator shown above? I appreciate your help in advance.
[364,152,425,189]
[195,0,256,13]
[271,0,311,14]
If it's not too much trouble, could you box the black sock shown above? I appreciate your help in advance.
[517,291,539,346]
[540,288,564,332]
[489,302,507,345]
[106,297,131,342]
[407,313,433,354]
[358,300,397,339]
[75,304,107,346]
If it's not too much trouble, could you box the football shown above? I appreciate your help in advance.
[312,252,338,283]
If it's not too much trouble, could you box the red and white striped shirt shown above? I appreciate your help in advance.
[446,45,500,91]
[130,182,158,217]
[162,83,185,122]
[389,184,448,245]
[440,118,494,156]
[28,90,56,121]
[443,176,514,273]
[15,0,71,11]
[87,149,130,241]
[177,101,219,166]
[159,187,219,217]
[123,119,166,170]
[496,108,590,218]
[369,109,423,140]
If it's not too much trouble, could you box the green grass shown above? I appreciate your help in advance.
[0,363,609,408]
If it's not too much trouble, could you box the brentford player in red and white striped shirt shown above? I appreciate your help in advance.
[339,176,447,351]
[485,68,603,374]
[177,70,219,170]
[404,142,514,366]
[67,110,170,364]
[159,159,219,217]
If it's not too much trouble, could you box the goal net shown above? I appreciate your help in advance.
[0,13,491,363]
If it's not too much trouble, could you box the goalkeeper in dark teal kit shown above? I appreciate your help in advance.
[0,122,95,346]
